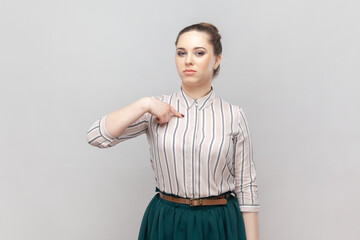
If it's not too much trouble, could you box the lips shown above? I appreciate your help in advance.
[183,69,196,73]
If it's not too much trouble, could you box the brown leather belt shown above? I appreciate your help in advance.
[159,192,231,206]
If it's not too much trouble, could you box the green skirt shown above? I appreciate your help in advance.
[138,187,246,240]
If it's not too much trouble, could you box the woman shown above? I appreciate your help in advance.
[87,22,260,240]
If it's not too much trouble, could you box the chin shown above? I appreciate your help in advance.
[181,76,198,83]
[181,78,207,87]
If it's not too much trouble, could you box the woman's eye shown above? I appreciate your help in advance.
[195,51,205,56]
[177,51,186,56]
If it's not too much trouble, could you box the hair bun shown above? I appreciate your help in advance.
[199,22,221,40]
[199,22,219,33]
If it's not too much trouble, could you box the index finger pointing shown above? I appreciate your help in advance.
[170,107,184,118]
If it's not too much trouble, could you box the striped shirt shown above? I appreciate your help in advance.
[86,87,260,212]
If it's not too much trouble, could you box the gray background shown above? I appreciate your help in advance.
[1,0,359,239]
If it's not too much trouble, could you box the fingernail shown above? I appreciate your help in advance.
[181,114,184,117]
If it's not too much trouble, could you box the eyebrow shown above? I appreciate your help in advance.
[176,47,207,51]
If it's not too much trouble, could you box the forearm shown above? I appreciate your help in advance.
[242,212,259,240]
[105,97,150,138]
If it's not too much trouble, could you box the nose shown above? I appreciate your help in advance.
[185,54,193,66]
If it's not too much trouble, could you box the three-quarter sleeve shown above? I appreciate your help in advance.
[233,107,260,212]
[86,112,151,148]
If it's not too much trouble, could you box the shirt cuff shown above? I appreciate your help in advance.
[100,115,116,140]
[239,205,260,212]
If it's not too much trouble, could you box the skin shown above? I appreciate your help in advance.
[103,30,259,240]
[175,30,220,99]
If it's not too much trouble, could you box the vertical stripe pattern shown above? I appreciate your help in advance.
[86,87,260,212]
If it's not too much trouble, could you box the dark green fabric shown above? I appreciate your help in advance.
[138,188,246,240]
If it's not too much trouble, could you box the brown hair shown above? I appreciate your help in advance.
[175,22,222,78]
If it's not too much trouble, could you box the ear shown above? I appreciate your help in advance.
[213,55,222,70]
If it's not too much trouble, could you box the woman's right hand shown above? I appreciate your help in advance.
[146,97,184,124]
[100,96,184,139]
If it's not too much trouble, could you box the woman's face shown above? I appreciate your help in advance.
[175,30,221,88]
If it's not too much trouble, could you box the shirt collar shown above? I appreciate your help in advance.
[176,86,216,110]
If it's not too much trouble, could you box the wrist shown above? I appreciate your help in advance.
[139,97,152,113]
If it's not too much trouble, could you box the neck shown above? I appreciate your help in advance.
[181,83,212,100]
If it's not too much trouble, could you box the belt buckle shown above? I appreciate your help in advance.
[189,198,202,206]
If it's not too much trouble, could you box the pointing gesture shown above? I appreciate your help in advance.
[147,97,184,124]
